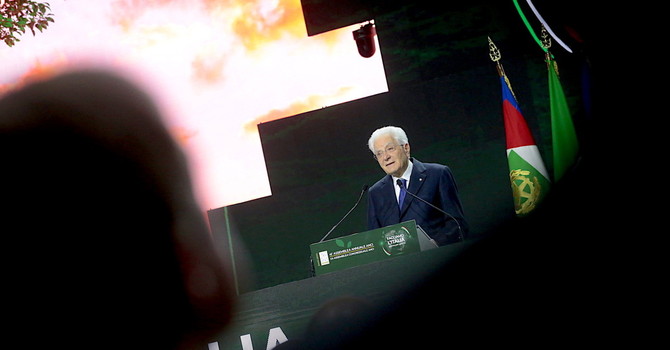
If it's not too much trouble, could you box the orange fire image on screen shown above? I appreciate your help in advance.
[0,0,388,209]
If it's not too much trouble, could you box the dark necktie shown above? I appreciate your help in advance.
[398,178,407,210]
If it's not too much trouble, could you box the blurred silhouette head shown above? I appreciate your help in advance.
[0,69,235,349]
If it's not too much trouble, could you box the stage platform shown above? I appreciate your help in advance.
[207,241,469,349]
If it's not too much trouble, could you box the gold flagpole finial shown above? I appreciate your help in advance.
[488,36,506,78]
[488,36,516,98]
[488,36,501,62]
[540,26,559,76]
[541,25,556,62]
[540,25,551,50]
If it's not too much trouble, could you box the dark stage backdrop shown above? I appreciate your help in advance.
[207,0,588,293]
[207,62,582,293]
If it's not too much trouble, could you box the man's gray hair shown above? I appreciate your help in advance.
[367,126,409,153]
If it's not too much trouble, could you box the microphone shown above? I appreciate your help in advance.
[318,184,369,242]
[397,179,464,242]
[310,184,368,277]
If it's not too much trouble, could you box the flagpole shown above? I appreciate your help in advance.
[488,36,503,75]
[541,25,559,77]
[488,36,515,99]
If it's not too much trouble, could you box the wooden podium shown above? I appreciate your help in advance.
[309,220,438,275]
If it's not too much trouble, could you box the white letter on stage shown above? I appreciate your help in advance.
[241,334,254,350]
[266,327,288,350]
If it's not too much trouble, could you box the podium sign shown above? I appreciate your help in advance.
[310,220,426,275]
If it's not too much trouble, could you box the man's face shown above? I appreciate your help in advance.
[373,134,410,178]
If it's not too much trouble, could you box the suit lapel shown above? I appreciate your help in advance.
[400,159,427,216]
[379,175,400,223]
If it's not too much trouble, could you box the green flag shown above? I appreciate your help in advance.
[548,58,579,181]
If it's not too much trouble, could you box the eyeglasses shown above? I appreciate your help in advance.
[373,144,403,160]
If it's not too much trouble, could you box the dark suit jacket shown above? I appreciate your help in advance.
[367,158,468,245]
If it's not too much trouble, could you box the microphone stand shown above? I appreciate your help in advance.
[319,184,368,242]
[310,184,369,277]
[397,179,464,242]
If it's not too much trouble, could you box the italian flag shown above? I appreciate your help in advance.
[500,76,551,216]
